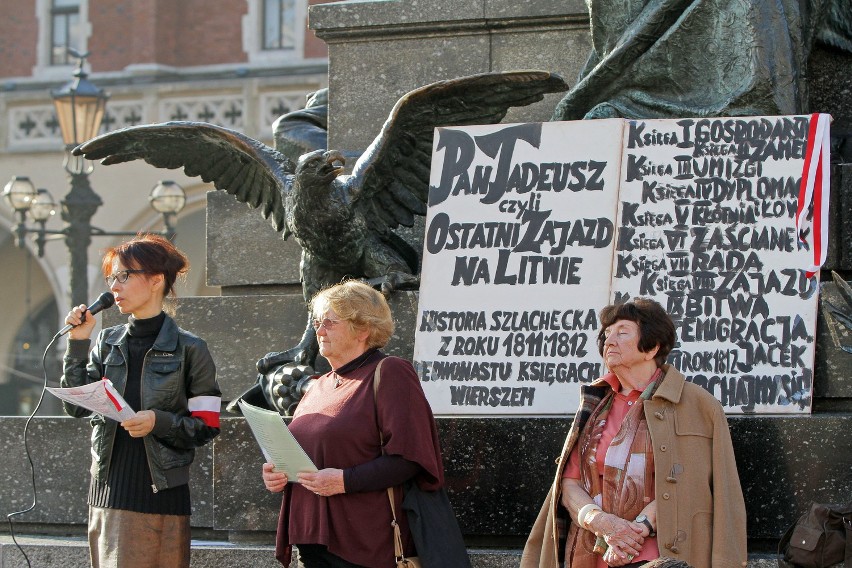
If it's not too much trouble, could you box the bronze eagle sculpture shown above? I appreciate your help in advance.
[73,71,568,407]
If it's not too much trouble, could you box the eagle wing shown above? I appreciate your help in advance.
[73,121,293,232]
[348,71,569,234]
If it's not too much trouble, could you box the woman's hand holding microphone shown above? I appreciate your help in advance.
[65,304,97,340]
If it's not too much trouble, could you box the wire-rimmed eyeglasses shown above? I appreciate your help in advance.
[312,317,342,331]
[105,269,147,287]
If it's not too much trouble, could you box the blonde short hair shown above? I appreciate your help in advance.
[310,280,394,349]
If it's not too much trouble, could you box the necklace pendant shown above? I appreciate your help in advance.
[334,377,341,388]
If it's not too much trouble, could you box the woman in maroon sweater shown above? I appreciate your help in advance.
[262,280,445,568]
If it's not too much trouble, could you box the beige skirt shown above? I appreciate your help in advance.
[88,506,190,568]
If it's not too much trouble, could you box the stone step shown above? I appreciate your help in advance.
[0,535,282,568]
[0,536,782,568]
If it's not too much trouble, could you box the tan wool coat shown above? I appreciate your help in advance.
[521,365,747,568]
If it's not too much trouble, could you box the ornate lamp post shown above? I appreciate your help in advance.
[149,180,187,242]
[1,52,186,307]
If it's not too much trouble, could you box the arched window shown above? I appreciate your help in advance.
[2,297,60,416]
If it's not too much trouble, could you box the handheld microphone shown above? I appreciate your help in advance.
[57,292,116,336]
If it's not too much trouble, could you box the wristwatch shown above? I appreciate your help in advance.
[635,514,656,537]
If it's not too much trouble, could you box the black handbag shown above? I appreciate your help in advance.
[402,480,472,568]
[778,502,852,567]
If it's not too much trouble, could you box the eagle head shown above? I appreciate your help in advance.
[295,149,346,189]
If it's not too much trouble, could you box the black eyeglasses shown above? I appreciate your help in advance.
[105,269,147,287]
[312,317,342,330]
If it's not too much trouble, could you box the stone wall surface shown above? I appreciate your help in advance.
[207,191,303,288]
[310,0,590,152]
[102,295,308,401]
[0,417,214,527]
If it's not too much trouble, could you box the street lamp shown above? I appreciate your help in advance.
[2,176,184,260]
[149,180,187,241]
[1,51,187,307]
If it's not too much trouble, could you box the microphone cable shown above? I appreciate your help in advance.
[6,292,113,565]
[5,330,64,568]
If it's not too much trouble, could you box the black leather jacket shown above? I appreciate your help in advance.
[61,314,221,492]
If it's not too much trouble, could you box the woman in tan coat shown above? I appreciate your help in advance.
[521,298,746,568]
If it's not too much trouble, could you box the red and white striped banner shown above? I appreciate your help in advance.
[795,113,832,278]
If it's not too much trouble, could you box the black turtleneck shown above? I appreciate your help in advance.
[123,312,166,411]
[89,311,191,515]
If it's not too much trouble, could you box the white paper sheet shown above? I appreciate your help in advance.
[238,400,317,482]
[47,379,136,422]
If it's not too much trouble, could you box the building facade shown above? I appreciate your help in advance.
[0,0,330,415]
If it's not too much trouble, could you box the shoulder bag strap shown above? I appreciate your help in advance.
[373,358,409,565]
[374,357,387,448]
